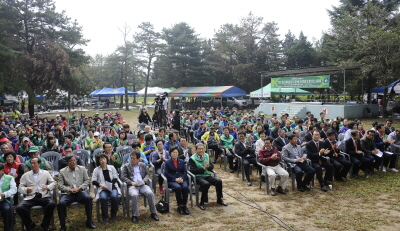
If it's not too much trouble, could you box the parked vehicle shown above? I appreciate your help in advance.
[210,97,247,109]
[246,97,272,106]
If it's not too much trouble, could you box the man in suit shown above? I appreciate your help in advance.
[58,146,85,170]
[387,130,400,172]
[121,151,159,223]
[384,119,395,135]
[0,163,17,231]
[345,130,373,177]
[16,157,56,231]
[178,137,192,162]
[188,143,227,210]
[319,123,330,140]
[361,130,382,174]
[235,132,261,186]
[273,129,289,151]
[304,125,314,142]
[282,134,316,192]
[58,154,97,231]
[324,130,352,182]
[306,131,333,192]
[270,122,280,139]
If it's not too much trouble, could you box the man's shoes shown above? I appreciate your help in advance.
[247,181,252,186]
[150,213,159,221]
[270,188,276,196]
[102,219,108,225]
[86,221,98,229]
[351,174,359,178]
[131,216,138,224]
[217,199,228,206]
[388,168,398,172]
[303,185,311,191]
[59,226,66,231]
[342,177,347,182]
[321,185,327,192]
[40,223,50,231]
[382,166,387,172]
[230,169,235,173]
[324,181,332,186]
[183,206,190,215]
[109,216,117,223]
[276,186,286,194]
[297,187,304,192]
[199,202,206,210]
[178,206,184,214]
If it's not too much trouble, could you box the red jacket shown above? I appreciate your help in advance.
[258,146,281,167]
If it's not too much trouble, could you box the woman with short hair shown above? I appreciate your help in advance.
[92,154,120,225]
[163,146,189,215]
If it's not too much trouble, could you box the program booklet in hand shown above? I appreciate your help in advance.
[105,182,113,191]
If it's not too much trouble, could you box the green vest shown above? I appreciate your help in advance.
[1,174,12,202]
[190,153,212,177]
[25,158,47,171]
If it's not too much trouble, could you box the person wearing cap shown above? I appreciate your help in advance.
[24,146,52,173]
[195,120,208,140]
[62,135,79,156]
[137,130,146,144]
[201,126,221,164]
[219,115,228,127]
[90,132,104,152]
[18,137,33,157]
[31,129,45,148]
[206,116,214,128]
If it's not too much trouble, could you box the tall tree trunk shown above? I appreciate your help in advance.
[28,96,34,118]
[144,57,152,105]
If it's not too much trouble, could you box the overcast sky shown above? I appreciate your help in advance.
[54,0,341,57]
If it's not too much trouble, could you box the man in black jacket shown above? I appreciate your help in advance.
[273,129,288,151]
[323,130,352,182]
[270,122,280,139]
[306,131,333,192]
[345,130,373,177]
[235,132,261,186]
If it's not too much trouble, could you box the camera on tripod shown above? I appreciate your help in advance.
[155,92,168,108]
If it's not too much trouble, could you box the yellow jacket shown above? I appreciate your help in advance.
[201,131,220,142]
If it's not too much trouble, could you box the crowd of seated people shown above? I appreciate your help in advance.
[0,107,399,230]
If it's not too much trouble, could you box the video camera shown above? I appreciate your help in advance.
[155,92,168,108]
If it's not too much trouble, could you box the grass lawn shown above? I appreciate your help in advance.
[8,109,400,231]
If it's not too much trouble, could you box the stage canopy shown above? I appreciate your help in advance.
[250,83,312,97]
[170,86,246,98]
[370,79,400,94]
[91,87,137,97]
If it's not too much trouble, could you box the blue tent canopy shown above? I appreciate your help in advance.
[91,87,137,97]
[371,79,400,93]
[36,95,45,100]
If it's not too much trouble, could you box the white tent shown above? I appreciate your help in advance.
[137,87,167,95]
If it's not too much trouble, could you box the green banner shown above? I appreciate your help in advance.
[271,76,330,88]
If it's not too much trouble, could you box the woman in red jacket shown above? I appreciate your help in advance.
[3,151,24,205]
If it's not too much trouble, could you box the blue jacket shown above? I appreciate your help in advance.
[164,158,187,182]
